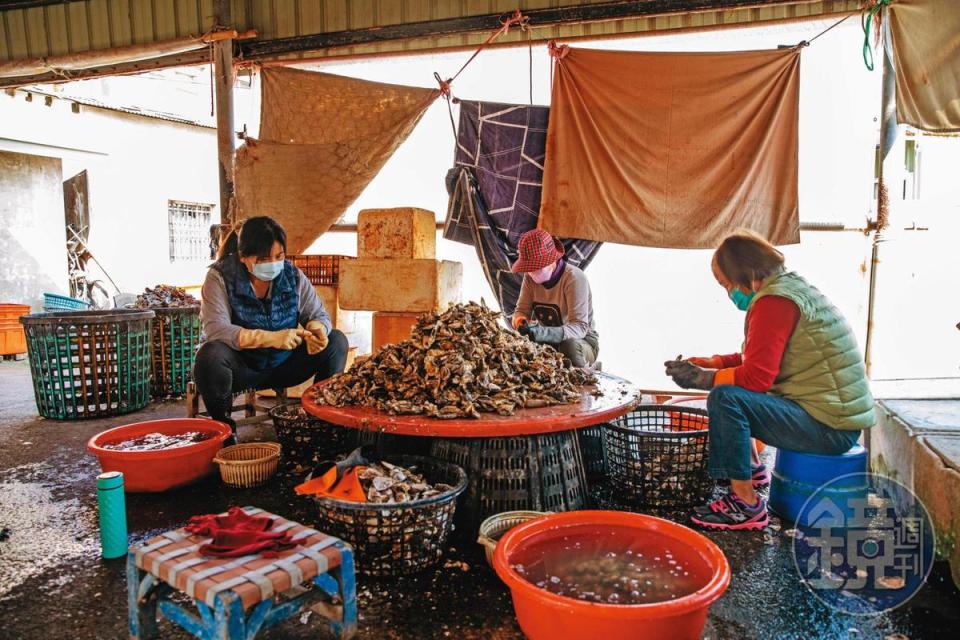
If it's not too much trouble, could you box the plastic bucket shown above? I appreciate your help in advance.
[87,418,232,492]
[494,511,730,640]
[770,444,868,525]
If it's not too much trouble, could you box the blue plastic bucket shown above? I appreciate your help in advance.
[769,444,867,526]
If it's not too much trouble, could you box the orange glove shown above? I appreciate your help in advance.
[512,313,529,331]
[688,355,724,369]
[295,466,367,502]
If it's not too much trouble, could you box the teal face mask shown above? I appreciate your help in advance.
[730,288,756,311]
[251,260,283,282]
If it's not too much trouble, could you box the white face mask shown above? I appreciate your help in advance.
[529,263,555,284]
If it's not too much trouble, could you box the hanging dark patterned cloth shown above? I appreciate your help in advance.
[444,100,602,317]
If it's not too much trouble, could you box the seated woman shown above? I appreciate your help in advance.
[195,216,348,438]
[510,229,600,368]
[665,230,875,531]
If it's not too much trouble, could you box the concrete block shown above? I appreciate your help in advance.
[914,435,960,588]
[868,400,960,492]
[372,312,420,350]
[314,285,358,334]
[358,207,436,259]
[339,259,462,313]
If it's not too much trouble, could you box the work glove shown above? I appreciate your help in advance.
[303,320,329,355]
[525,322,565,346]
[312,446,374,482]
[688,355,725,369]
[664,358,716,390]
[512,313,529,331]
[237,328,303,351]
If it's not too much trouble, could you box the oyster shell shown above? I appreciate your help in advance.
[312,301,596,419]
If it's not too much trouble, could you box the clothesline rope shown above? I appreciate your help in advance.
[861,0,891,71]
[433,10,529,141]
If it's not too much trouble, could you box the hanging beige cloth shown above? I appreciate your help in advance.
[540,46,802,249]
[888,0,960,132]
[235,68,438,252]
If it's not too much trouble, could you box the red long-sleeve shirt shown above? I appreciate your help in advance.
[714,295,801,392]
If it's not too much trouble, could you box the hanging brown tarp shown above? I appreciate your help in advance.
[235,68,438,252]
[539,46,801,249]
[888,0,960,133]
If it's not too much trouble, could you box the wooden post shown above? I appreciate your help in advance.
[213,0,236,225]
[864,19,897,378]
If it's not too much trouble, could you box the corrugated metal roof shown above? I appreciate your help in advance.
[0,0,862,63]
[16,86,215,127]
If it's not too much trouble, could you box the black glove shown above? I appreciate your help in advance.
[664,359,716,390]
[526,322,565,345]
[517,319,532,337]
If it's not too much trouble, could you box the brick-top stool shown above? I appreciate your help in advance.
[127,507,357,639]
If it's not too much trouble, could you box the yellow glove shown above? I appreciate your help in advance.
[237,328,303,351]
[304,320,329,355]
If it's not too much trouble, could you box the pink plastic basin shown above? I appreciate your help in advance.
[87,418,232,492]
[494,510,730,640]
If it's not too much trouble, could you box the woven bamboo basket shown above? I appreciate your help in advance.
[213,442,281,488]
[477,511,551,567]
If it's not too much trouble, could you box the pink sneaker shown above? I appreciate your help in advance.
[690,492,769,531]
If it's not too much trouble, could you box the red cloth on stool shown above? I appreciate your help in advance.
[185,507,299,558]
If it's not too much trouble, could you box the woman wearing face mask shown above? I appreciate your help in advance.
[194,216,348,440]
[665,230,874,531]
[510,229,599,368]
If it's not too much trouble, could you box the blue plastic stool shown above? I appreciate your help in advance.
[769,444,868,526]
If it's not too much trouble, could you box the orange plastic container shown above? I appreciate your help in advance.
[87,418,232,492]
[493,511,730,640]
[664,395,765,453]
[0,303,30,355]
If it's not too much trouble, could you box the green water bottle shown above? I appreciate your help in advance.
[97,471,128,559]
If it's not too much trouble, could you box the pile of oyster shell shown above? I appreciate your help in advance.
[358,460,453,503]
[312,302,596,419]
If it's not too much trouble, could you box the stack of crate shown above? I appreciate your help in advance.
[340,208,462,350]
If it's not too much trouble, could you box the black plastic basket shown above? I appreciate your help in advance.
[604,405,712,511]
[269,402,358,473]
[430,432,587,534]
[311,454,467,577]
[578,423,609,484]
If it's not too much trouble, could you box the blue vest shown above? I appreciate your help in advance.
[212,253,300,370]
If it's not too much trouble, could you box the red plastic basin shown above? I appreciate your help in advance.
[87,419,232,492]
[493,511,730,640]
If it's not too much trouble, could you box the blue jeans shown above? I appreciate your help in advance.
[707,385,862,481]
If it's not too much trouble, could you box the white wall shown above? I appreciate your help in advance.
[0,89,220,298]
[0,150,67,310]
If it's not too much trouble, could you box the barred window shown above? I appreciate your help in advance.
[168,201,214,262]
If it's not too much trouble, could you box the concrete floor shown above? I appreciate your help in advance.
[1,359,959,640]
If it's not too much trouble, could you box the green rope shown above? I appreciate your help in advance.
[862,0,892,71]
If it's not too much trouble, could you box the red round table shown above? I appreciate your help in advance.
[302,373,641,531]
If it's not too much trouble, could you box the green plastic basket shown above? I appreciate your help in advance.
[148,306,201,398]
[20,309,154,420]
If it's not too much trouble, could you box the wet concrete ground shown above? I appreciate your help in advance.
[1,358,959,639]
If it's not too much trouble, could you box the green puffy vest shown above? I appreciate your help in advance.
[748,271,876,431]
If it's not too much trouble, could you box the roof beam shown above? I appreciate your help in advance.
[241,0,809,60]
[0,0,86,9]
